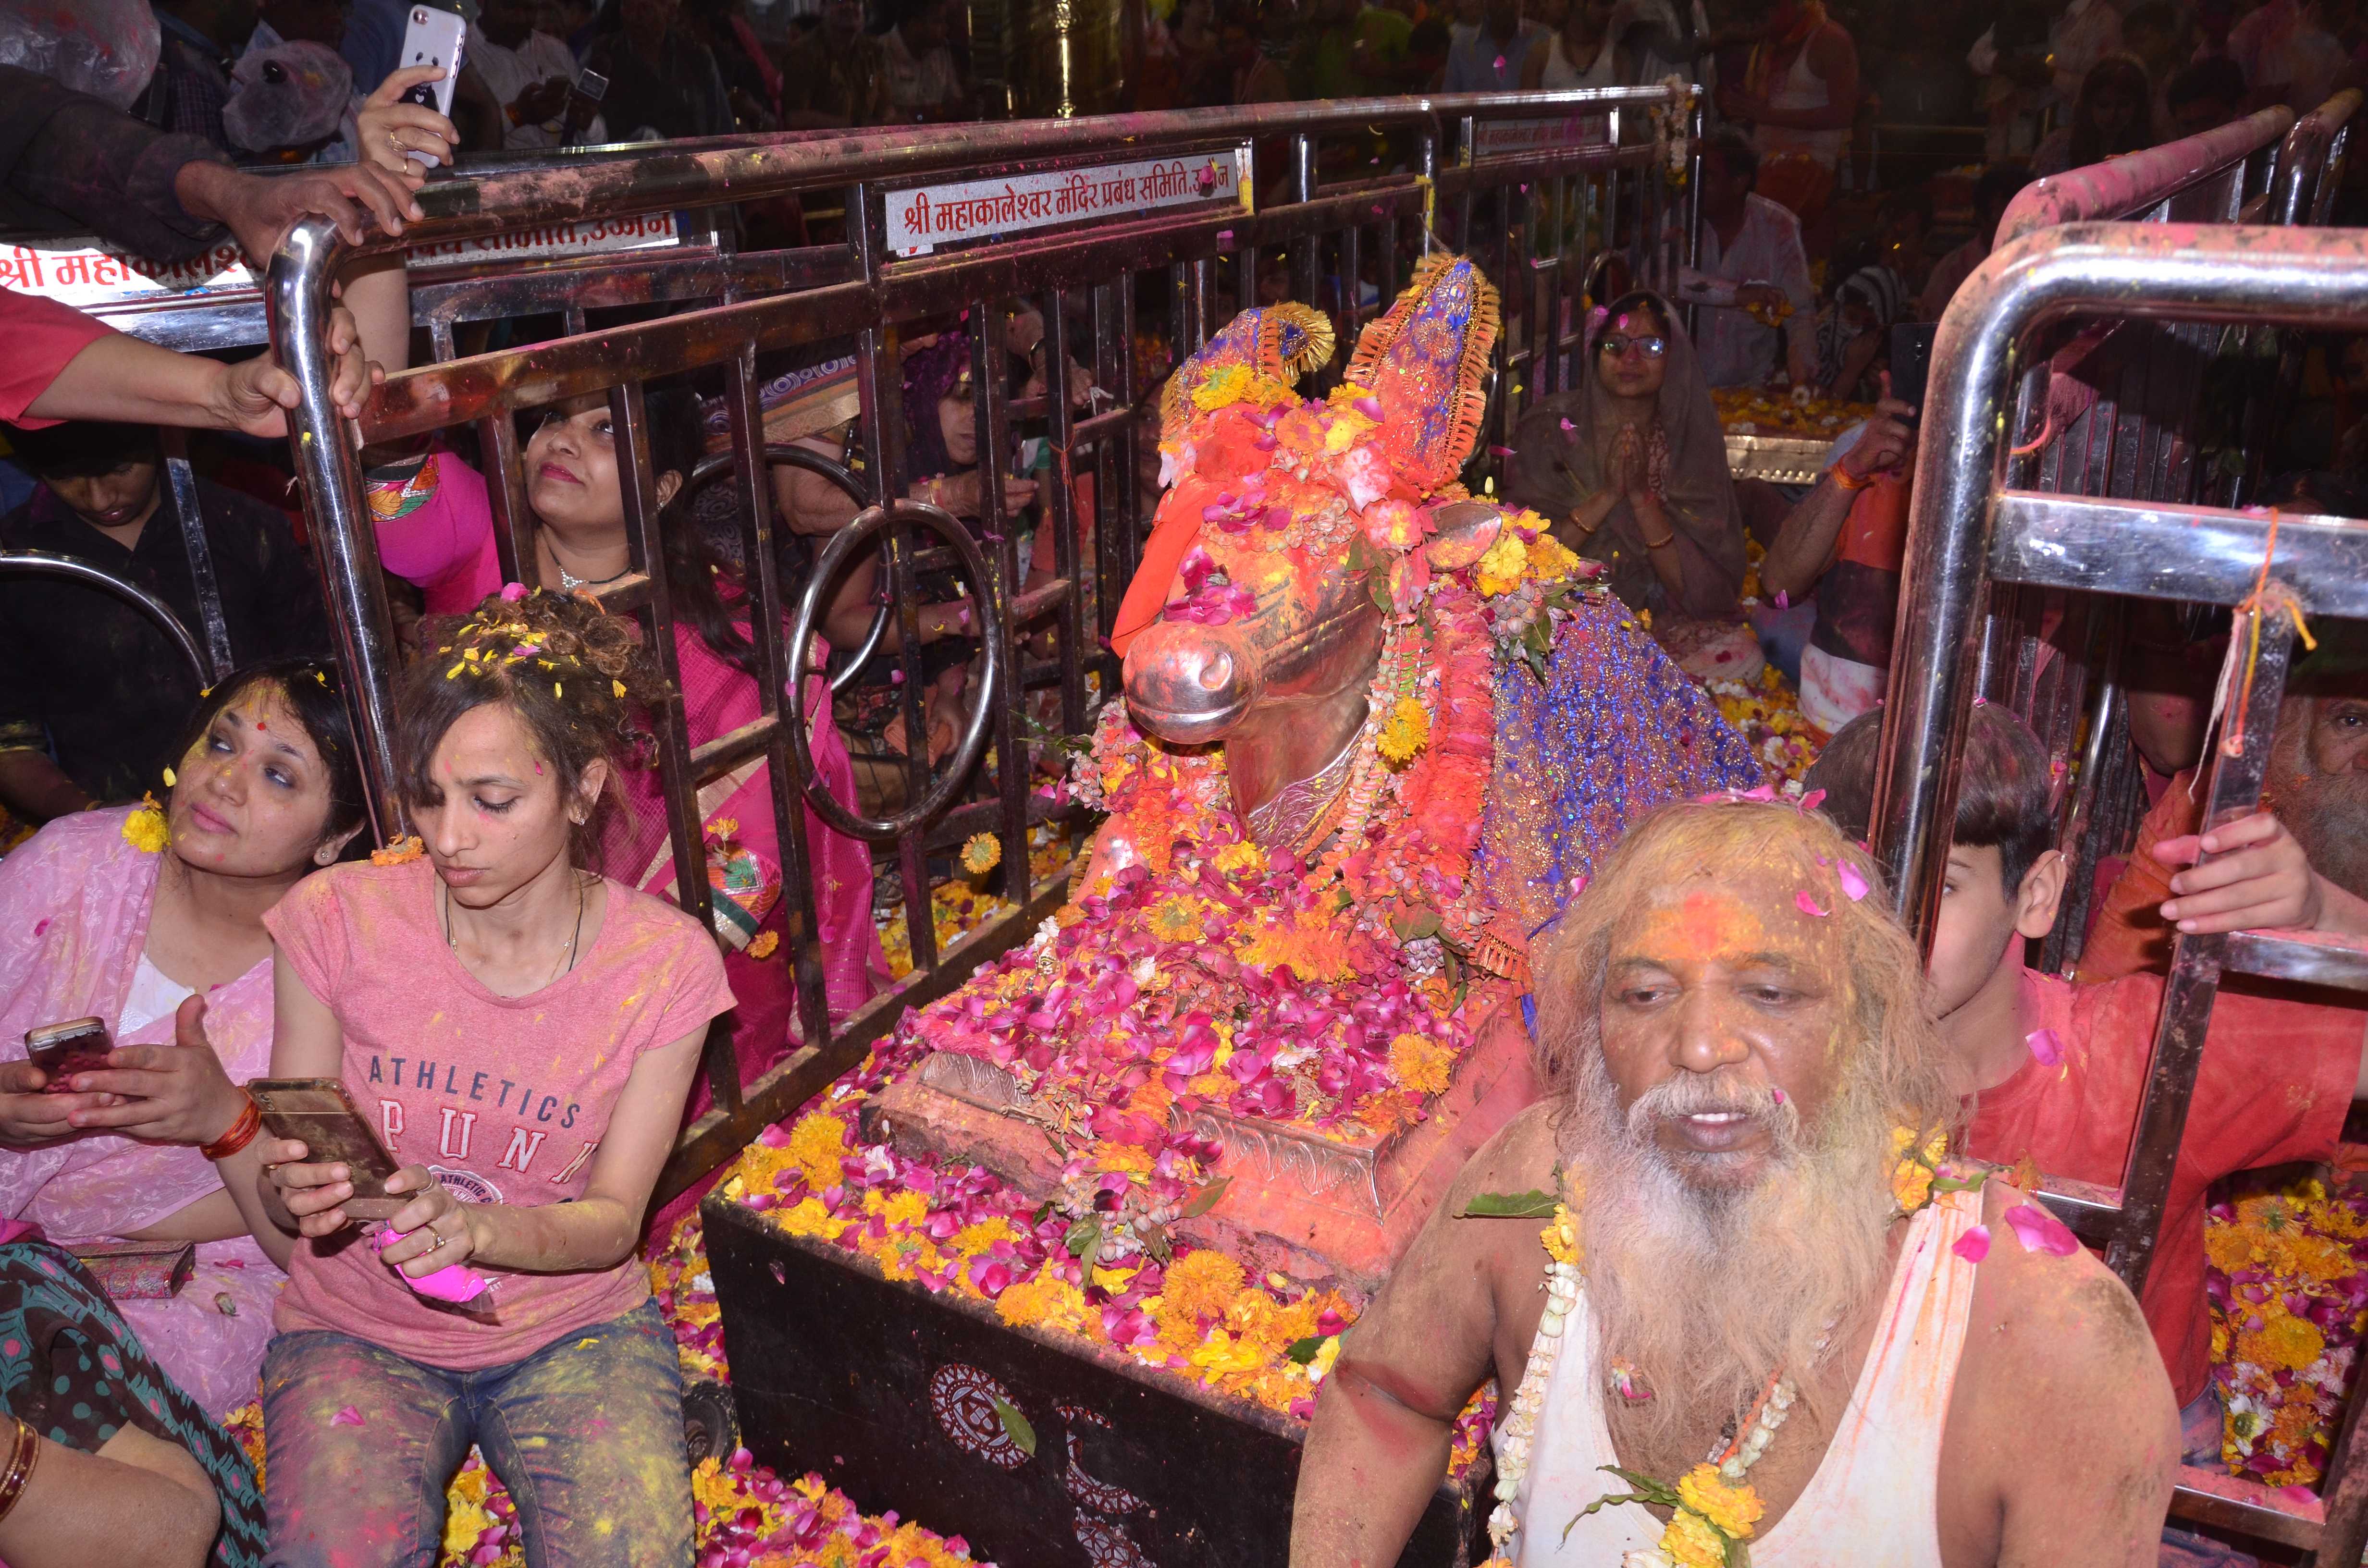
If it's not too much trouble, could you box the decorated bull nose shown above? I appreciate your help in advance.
[1122,620,1262,743]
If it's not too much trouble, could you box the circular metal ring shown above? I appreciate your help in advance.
[787,500,1001,842]
[685,442,892,693]
[0,551,209,687]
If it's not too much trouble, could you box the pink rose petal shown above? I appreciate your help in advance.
[1794,890,1828,918]
[1952,1224,1991,1262]
[330,1405,367,1427]
[1774,589,1788,608]
[2026,1028,2064,1067]
[1799,788,1825,811]
[1837,862,1869,902]
[499,581,528,601]
[2004,1202,2078,1257]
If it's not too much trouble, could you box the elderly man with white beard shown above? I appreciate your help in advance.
[1290,799,2179,1568]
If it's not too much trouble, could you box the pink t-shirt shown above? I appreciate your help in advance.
[262,858,734,1370]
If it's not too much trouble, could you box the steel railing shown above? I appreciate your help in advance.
[1876,218,2368,1562]
[246,87,1700,1203]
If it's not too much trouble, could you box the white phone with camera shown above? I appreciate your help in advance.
[396,3,469,152]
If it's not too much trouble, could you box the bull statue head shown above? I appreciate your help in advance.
[1113,255,1501,851]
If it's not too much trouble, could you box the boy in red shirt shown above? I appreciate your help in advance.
[1809,705,2368,1462]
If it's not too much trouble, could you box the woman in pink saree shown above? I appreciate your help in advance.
[364,386,887,1127]
[0,659,369,1417]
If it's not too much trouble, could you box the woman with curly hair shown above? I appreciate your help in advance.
[198,590,734,1566]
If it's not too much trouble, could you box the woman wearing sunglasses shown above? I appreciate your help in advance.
[1507,290,1746,622]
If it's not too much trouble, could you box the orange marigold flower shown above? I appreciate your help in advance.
[1387,1032,1453,1097]
[1161,1248,1247,1323]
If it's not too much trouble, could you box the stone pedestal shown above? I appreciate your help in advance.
[871,1007,1541,1293]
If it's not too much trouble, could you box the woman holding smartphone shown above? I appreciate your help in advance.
[0,658,369,1418]
[203,591,732,1565]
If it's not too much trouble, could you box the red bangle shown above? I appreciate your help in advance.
[201,1093,262,1162]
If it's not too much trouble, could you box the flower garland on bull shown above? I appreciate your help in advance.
[890,261,1628,1270]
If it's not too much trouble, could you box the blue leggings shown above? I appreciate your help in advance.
[259,1298,691,1568]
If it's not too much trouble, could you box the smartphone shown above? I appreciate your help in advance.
[1889,322,1939,413]
[248,1078,408,1220]
[396,3,468,139]
[25,1017,112,1094]
[560,67,608,146]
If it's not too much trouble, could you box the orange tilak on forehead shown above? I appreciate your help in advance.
[1637,886,1774,959]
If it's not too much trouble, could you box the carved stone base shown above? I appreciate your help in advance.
[871,1007,1542,1293]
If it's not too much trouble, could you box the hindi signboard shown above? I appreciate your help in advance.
[0,211,682,314]
[885,150,1248,258]
[1470,114,1610,159]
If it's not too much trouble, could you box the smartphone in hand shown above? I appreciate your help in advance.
[396,2,469,148]
[25,1017,112,1094]
[1888,322,1939,414]
[249,1078,409,1219]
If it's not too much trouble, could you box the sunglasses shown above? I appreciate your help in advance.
[1597,333,1668,360]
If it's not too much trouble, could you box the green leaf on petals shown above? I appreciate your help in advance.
[1392,908,1444,942]
[1065,1218,1103,1269]
[1459,1188,1558,1218]
[1180,1175,1233,1218]
[991,1396,1037,1456]
[1285,1335,1327,1364]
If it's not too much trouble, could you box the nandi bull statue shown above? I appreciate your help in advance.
[879,256,1764,1291]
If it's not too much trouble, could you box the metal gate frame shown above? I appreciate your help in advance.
[1876,220,2368,1560]
[258,88,1701,1203]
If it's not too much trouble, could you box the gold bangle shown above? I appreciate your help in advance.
[1640,529,1677,550]
[0,1415,39,1525]
[1831,465,1875,492]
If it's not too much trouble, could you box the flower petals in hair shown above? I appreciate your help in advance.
[1837,862,1869,902]
[1794,890,1828,918]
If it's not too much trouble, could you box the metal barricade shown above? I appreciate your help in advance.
[1961,98,2356,974]
[1875,220,2368,1560]
[257,89,1700,1204]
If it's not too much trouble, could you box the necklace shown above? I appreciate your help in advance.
[541,533,629,592]
[443,872,587,989]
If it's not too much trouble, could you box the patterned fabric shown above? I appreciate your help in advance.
[366,451,441,522]
[1478,594,1766,938]
[0,1239,267,1568]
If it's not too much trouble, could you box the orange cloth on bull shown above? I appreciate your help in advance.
[1111,306,1335,657]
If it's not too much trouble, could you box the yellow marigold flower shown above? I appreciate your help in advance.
[1162,1248,1247,1323]
[1322,413,1369,455]
[1525,528,1584,581]
[1659,1506,1730,1568]
[2240,1311,2326,1373]
[1092,1263,1139,1293]
[1147,895,1207,944]
[747,930,780,959]
[1377,697,1431,765]
[1542,1203,1582,1267]
[1891,1159,1935,1214]
[863,1188,929,1229]
[1192,364,1259,409]
[1213,839,1269,878]
[1677,1463,1764,1539]
[774,1197,847,1242]
[441,1478,497,1559]
[370,833,425,866]
[786,1112,851,1191]
[121,795,170,853]
[1387,1032,1453,1097]
[961,832,1001,875]
[996,1274,1091,1334]
[950,1217,1017,1256]
[1310,1335,1341,1380]
[1474,532,1530,597]
[1189,1327,1270,1379]
[689,1456,745,1514]
[1095,1143,1154,1176]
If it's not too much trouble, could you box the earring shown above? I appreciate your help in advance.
[314,845,338,865]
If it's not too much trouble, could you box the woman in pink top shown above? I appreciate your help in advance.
[0,658,369,1418]
[198,593,735,1566]
[366,384,886,1129]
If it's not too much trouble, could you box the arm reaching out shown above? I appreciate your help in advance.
[2153,810,2368,941]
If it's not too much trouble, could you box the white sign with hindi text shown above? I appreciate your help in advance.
[886,150,1247,258]
[0,211,682,313]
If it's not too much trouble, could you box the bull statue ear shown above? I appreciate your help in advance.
[1158,302,1337,450]
[1344,253,1501,494]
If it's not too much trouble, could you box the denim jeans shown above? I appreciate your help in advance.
[260,1297,692,1568]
